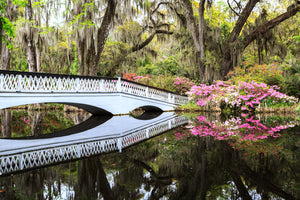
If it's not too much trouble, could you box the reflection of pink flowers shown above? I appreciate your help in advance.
[184,115,298,142]
[197,116,206,121]
[20,116,30,124]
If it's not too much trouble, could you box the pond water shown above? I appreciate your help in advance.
[0,108,299,200]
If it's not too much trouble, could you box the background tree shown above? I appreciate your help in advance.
[172,0,300,82]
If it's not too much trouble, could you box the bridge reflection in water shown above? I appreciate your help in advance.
[0,112,188,176]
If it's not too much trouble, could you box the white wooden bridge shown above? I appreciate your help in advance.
[0,70,188,115]
[0,112,188,176]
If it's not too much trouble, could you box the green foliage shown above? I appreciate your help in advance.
[227,62,283,85]
[70,2,95,28]
[99,39,131,76]
[280,62,300,98]
[135,74,178,92]
[227,61,300,98]
[0,0,26,48]
[155,56,181,75]
[136,56,181,76]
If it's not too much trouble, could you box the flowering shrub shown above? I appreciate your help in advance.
[187,80,298,111]
[123,73,137,81]
[226,62,283,85]
[173,77,195,95]
[123,73,195,94]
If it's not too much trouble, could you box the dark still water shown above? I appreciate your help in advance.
[0,108,299,200]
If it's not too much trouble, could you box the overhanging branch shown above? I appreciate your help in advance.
[131,29,173,52]
[243,5,300,49]
[229,0,259,43]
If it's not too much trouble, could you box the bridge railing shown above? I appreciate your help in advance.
[0,115,188,176]
[0,70,188,104]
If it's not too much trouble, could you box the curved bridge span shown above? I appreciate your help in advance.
[0,70,188,115]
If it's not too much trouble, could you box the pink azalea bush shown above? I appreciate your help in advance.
[173,77,195,95]
[187,80,298,111]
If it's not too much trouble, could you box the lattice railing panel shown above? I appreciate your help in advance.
[0,116,188,175]
[0,71,188,104]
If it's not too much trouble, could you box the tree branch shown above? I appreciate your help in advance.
[227,0,240,16]
[182,0,200,51]
[243,4,300,49]
[131,29,173,52]
[229,0,260,43]
[151,2,170,15]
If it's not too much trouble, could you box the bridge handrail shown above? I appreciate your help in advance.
[0,70,188,104]
[0,115,188,176]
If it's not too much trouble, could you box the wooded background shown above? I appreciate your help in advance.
[1,0,299,83]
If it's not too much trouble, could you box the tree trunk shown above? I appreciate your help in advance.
[31,112,44,136]
[1,44,10,70]
[77,37,85,75]
[229,0,260,43]
[91,0,117,76]
[198,0,206,81]
[1,110,12,138]
[0,19,3,60]
[221,0,260,78]
[36,44,41,72]
[24,0,37,72]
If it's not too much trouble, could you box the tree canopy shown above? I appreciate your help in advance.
[0,0,299,84]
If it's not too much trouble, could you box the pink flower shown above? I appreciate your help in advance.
[241,106,248,110]
[197,116,206,122]
[197,99,206,107]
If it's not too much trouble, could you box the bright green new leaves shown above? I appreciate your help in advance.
[0,0,26,48]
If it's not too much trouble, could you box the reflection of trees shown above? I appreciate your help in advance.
[30,111,45,136]
[75,157,114,200]
[1,109,12,138]
[0,114,298,199]
[13,170,45,200]
[66,109,91,125]
[112,119,299,199]
[0,176,16,199]
[167,128,299,199]
[0,108,92,138]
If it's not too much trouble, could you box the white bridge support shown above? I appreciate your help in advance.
[0,70,188,115]
[0,113,188,176]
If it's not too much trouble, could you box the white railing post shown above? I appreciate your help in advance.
[145,87,149,97]
[100,79,104,91]
[146,129,149,138]
[168,120,172,129]
[117,138,122,152]
[17,75,22,92]
[0,74,4,91]
[76,78,80,92]
[168,93,171,102]
[117,77,122,92]
[58,78,62,91]
[20,154,24,170]
[77,145,81,158]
